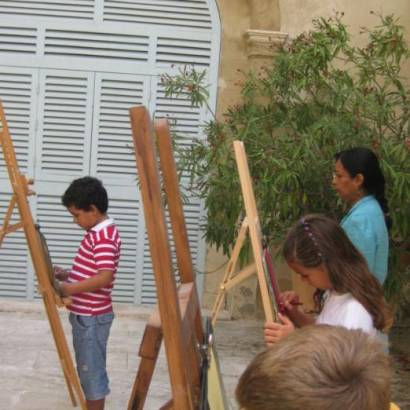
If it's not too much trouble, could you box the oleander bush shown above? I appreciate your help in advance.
[161,13,410,314]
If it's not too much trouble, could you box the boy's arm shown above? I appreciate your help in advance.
[60,269,113,295]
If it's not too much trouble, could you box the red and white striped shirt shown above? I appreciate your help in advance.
[67,218,121,316]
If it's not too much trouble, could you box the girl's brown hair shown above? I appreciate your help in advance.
[283,214,392,331]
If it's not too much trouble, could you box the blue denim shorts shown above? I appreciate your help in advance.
[69,312,114,401]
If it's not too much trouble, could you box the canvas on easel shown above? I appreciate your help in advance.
[0,100,86,409]
[211,140,278,326]
[127,106,226,410]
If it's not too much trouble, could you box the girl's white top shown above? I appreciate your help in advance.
[316,290,377,337]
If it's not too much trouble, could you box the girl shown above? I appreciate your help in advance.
[264,214,392,346]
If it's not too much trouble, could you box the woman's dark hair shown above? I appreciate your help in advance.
[62,176,108,213]
[283,214,392,332]
[334,147,390,228]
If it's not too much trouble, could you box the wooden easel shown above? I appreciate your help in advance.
[0,100,86,409]
[211,140,278,326]
[127,106,226,410]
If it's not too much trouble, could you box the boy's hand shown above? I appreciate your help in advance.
[264,313,295,347]
[58,281,70,297]
[52,278,67,297]
[53,265,69,281]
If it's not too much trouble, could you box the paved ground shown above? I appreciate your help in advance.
[0,299,261,410]
[0,299,408,410]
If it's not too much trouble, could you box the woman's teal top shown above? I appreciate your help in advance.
[341,195,389,284]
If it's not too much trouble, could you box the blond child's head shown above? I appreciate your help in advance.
[236,325,391,410]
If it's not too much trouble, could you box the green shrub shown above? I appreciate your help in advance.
[162,13,410,312]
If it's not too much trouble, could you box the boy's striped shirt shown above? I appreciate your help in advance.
[67,218,121,316]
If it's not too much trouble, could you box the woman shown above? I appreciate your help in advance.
[332,147,389,284]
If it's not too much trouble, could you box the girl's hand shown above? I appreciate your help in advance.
[264,313,295,347]
[279,291,301,315]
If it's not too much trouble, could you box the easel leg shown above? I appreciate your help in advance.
[0,102,86,408]
[128,322,163,410]
[211,218,249,326]
[42,290,87,409]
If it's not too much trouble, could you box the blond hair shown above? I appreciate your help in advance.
[236,325,391,410]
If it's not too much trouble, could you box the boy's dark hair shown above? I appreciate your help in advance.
[62,176,108,213]
[236,325,391,410]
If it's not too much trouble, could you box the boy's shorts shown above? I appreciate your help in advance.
[69,312,114,401]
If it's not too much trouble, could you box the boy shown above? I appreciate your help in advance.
[55,176,121,410]
[236,325,394,410]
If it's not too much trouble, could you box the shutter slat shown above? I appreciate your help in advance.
[104,0,211,29]
[92,74,146,180]
[36,70,93,179]
[0,68,35,175]
[0,1,94,19]
[44,30,149,62]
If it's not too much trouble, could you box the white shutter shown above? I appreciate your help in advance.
[0,184,30,298]
[0,25,37,54]
[90,73,150,185]
[0,67,37,177]
[0,1,95,20]
[104,186,142,304]
[44,29,150,62]
[0,0,220,304]
[156,36,212,67]
[35,70,94,182]
[0,67,37,299]
[103,0,212,29]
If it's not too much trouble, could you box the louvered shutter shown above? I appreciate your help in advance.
[35,70,94,182]
[90,73,150,185]
[89,74,149,302]
[103,0,212,29]
[0,1,95,19]
[0,67,38,177]
[103,186,142,304]
[156,35,212,67]
[0,0,220,304]
[0,183,31,299]
[0,67,38,299]
[0,25,37,54]
[44,28,150,64]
